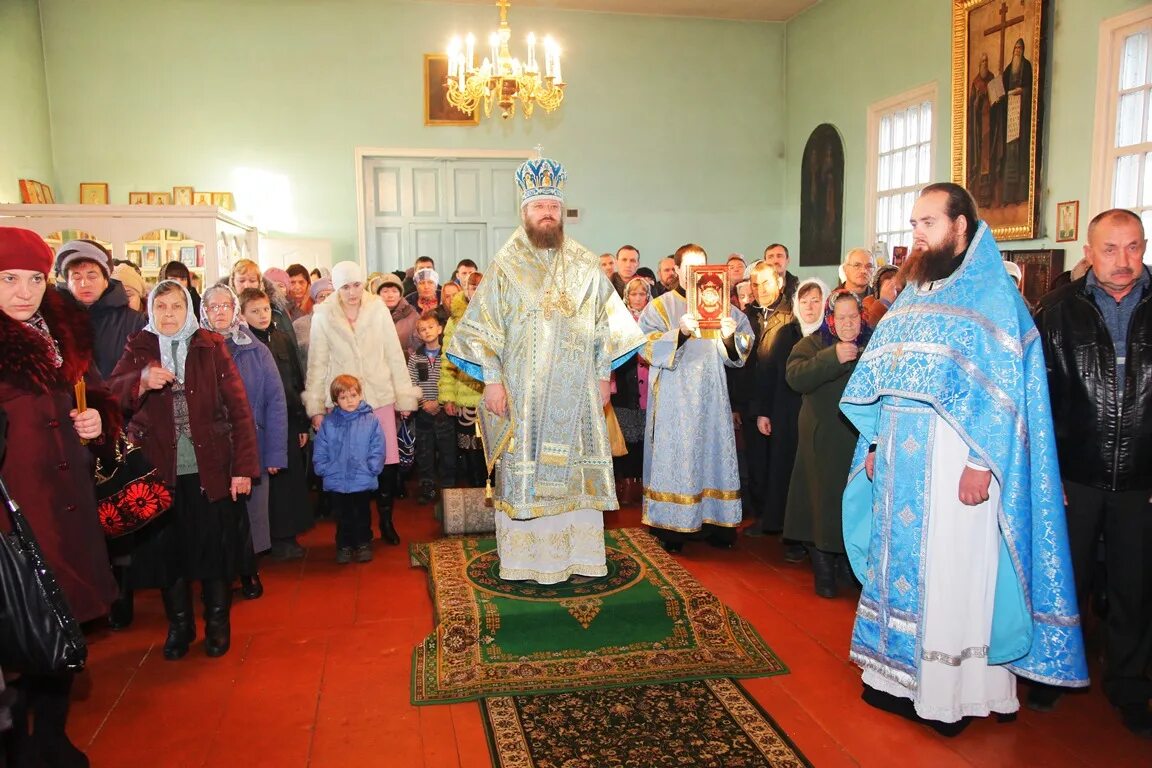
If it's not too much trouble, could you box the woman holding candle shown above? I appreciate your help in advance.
[0,227,119,765]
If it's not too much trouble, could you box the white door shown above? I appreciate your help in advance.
[363,156,523,276]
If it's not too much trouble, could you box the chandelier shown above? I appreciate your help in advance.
[446,0,565,120]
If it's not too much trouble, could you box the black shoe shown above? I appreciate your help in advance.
[782,542,808,563]
[202,580,232,658]
[706,534,735,549]
[108,593,134,631]
[1119,703,1152,738]
[268,539,305,561]
[240,573,264,600]
[660,540,683,554]
[417,486,436,504]
[355,543,374,563]
[1026,683,1062,713]
[811,548,838,599]
[161,581,195,661]
[336,547,353,564]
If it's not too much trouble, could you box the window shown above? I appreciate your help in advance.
[1090,6,1152,240]
[865,84,936,252]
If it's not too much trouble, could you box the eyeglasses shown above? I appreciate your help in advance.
[206,303,232,313]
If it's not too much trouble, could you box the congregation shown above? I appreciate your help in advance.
[0,160,1150,765]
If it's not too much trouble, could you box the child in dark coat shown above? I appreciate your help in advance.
[312,374,385,563]
[407,311,457,503]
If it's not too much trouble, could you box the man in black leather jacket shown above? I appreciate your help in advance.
[1033,208,1152,738]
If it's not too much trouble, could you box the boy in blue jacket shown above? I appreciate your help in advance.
[312,374,386,563]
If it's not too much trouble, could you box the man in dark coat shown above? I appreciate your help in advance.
[1032,208,1152,737]
[56,239,146,379]
[742,262,794,535]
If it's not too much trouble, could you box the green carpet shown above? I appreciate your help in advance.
[482,678,812,768]
[410,527,787,704]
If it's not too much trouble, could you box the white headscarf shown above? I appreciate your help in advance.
[144,280,200,383]
[794,277,831,337]
[199,284,252,346]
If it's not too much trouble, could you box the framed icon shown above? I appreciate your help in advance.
[79,183,109,204]
[193,192,213,206]
[128,192,149,205]
[149,192,172,205]
[172,186,195,206]
[686,264,729,338]
[1056,200,1079,242]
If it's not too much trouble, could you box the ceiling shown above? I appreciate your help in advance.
[416,0,821,23]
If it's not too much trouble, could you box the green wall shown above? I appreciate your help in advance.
[0,0,54,204]
[783,0,1148,283]
[35,0,785,264]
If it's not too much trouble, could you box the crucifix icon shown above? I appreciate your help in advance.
[983,0,1025,72]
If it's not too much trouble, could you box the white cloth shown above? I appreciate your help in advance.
[494,509,606,584]
[863,415,1019,722]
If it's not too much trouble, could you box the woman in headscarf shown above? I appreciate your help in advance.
[609,276,652,503]
[0,227,118,765]
[200,283,286,599]
[783,287,870,598]
[303,261,419,544]
[752,277,829,556]
[862,264,901,327]
[439,271,486,487]
[109,280,259,660]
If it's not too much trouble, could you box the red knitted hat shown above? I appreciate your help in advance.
[0,227,53,275]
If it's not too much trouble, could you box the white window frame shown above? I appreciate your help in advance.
[864,82,937,251]
[1088,5,1152,222]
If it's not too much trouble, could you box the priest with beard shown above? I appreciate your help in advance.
[838,182,1087,734]
[445,157,644,584]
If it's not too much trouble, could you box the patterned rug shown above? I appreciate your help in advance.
[482,678,811,768]
[410,527,786,704]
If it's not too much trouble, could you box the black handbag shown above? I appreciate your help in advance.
[0,473,87,675]
[94,433,173,538]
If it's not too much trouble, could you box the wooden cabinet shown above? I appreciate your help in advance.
[0,204,258,284]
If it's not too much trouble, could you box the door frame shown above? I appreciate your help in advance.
[353,147,534,269]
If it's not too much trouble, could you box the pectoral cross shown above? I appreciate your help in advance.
[983,0,1026,72]
[890,343,906,370]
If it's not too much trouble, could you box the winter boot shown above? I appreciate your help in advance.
[201,579,233,658]
[160,579,195,660]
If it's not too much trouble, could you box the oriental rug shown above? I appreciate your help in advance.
[410,527,786,704]
[481,678,811,768]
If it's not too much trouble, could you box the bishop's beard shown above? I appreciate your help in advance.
[900,241,961,286]
[525,217,565,250]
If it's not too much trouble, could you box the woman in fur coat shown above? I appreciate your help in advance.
[0,226,119,767]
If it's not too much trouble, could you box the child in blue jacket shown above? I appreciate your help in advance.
[312,374,385,563]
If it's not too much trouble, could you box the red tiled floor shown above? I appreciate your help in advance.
[67,499,1149,766]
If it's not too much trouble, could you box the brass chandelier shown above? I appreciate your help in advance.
[446,0,565,120]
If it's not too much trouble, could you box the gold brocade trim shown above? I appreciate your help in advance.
[498,563,608,583]
[641,515,741,532]
[654,295,671,328]
[644,487,742,504]
[494,494,619,520]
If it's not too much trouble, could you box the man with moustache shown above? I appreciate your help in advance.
[446,157,644,584]
[839,182,1087,734]
[1032,209,1152,737]
[653,256,679,298]
[762,243,799,299]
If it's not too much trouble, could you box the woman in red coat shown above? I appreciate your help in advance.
[0,226,118,767]
[108,280,259,661]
